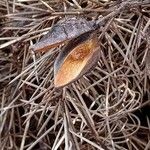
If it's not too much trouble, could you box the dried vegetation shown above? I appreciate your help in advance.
[0,0,150,150]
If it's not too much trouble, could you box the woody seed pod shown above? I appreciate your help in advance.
[54,31,100,88]
[30,17,96,52]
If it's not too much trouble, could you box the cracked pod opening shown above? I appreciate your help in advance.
[54,31,100,88]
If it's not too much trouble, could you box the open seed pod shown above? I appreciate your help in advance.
[30,17,96,52]
[54,31,100,88]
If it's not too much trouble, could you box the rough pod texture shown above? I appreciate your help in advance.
[30,17,96,52]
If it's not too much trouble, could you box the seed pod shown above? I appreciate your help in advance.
[54,31,100,88]
[30,17,96,52]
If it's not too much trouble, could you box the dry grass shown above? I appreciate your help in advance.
[0,0,150,150]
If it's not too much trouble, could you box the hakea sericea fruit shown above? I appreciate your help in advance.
[30,17,100,88]
[54,31,100,88]
[30,17,96,52]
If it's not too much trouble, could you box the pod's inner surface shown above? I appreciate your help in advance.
[54,36,99,87]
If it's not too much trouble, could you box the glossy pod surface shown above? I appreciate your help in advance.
[54,31,100,88]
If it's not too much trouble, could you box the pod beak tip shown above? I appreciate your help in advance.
[54,80,62,89]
